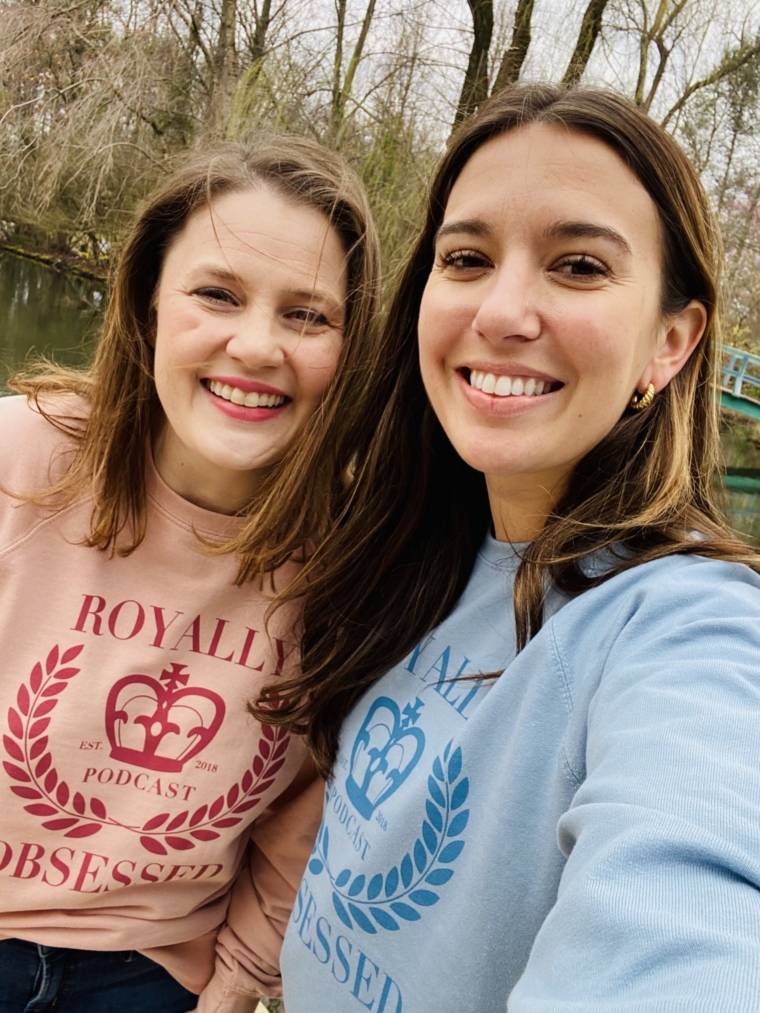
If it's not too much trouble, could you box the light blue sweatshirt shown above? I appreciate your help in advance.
[281,537,760,1012]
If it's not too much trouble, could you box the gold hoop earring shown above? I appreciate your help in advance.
[629,383,655,411]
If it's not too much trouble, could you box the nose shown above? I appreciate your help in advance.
[472,257,542,345]
[224,300,286,369]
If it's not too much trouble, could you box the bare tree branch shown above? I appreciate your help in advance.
[662,36,760,126]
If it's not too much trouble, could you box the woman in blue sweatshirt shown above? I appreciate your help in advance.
[254,86,760,1011]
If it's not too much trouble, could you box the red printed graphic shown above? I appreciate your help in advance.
[106,662,225,772]
[3,644,291,855]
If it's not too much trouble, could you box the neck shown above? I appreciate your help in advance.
[486,469,570,543]
[152,426,259,515]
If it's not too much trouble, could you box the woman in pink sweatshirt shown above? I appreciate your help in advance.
[0,137,381,1012]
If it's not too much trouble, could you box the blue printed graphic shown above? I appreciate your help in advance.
[309,739,469,934]
[346,696,426,819]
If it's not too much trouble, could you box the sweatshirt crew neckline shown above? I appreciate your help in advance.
[478,532,530,569]
[145,445,245,541]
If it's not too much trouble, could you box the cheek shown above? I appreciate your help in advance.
[418,292,450,376]
[418,283,475,371]
[154,300,212,373]
[293,337,343,399]
[561,305,648,385]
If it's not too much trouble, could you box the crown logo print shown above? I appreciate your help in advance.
[346,695,426,819]
[105,663,226,773]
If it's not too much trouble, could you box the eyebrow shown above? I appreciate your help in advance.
[191,265,241,284]
[434,217,632,256]
[190,266,341,309]
[288,288,339,307]
[542,220,632,254]
[434,218,494,244]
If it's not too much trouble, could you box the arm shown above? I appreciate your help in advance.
[196,761,325,1013]
[509,563,760,1011]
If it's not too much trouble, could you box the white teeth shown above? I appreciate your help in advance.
[208,380,285,408]
[468,371,551,398]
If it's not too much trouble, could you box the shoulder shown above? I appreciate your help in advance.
[0,393,88,493]
[559,551,760,630]
[618,552,760,619]
[547,552,760,682]
[549,554,760,787]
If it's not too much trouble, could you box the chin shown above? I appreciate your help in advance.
[453,441,529,477]
[459,448,567,486]
[218,453,278,473]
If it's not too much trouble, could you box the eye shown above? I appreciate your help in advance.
[553,254,610,279]
[286,307,331,328]
[194,286,239,306]
[439,248,492,272]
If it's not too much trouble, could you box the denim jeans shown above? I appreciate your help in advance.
[0,938,197,1013]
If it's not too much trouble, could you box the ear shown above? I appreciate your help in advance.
[637,300,707,394]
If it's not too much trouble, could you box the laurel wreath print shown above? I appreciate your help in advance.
[308,739,469,933]
[2,643,290,854]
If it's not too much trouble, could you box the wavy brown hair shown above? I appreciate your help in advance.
[250,84,760,775]
[9,136,382,569]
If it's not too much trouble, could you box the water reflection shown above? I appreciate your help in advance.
[0,251,101,383]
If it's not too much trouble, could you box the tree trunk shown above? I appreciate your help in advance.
[492,0,534,94]
[330,0,347,136]
[250,0,272,65]
[237,0,272,97]
[331,0,378,140]
[210,0,237,123]
[227,0,273,131]
[453,0,493,127]
[562,0,609,86]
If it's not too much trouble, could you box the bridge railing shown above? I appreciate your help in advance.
[721,346,760,406]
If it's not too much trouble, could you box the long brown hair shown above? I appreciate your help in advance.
[10,136,382,570]
[252,84,760,775]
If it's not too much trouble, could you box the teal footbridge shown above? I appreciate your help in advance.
[721,347,760,513]
[721,346,760,423]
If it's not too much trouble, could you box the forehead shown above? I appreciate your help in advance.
[445,123,660,251]
[166,185,347,291]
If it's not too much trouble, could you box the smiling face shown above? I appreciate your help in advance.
[418,123,705,539]
[152,185,347,513]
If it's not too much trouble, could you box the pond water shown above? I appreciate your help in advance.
[0,251,102,384]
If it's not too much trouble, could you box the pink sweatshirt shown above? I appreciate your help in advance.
[0,395,323,1011]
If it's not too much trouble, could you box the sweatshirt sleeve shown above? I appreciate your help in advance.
[0,395,84,548]
[508,561,760,1012]
[196,763,325,1013]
